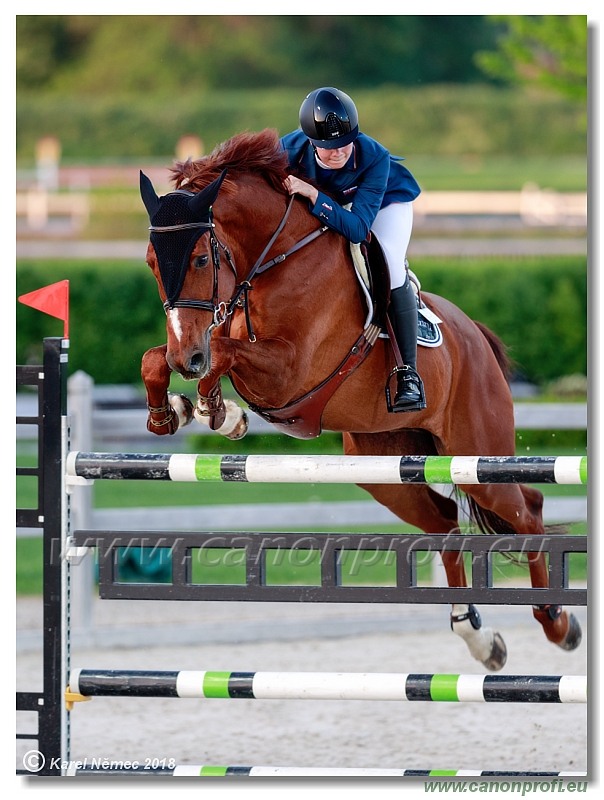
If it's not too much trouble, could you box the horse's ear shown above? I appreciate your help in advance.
[188,169,228,218]
[140,171,160,218]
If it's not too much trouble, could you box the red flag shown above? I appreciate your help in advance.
[19,280,69,338]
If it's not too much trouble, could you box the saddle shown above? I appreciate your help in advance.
[351,235,443,349]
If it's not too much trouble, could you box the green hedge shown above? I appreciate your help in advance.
[16,255,586,386]
[16,260,164,385]
[415,255,587,382]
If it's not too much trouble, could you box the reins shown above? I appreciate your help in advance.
[226,195,329,341]
[148,181,381,439]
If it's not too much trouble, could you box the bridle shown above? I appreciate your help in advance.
[150,194,329,342]
[150,212,236,326]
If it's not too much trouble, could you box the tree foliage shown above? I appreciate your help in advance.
[475,15,587,101]
[17,15,498,94]
[17,15,588,100]
[16,16,587,160]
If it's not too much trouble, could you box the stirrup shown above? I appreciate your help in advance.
[385,365,427,413]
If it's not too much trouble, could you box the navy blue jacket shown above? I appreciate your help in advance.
[280,129,421,243]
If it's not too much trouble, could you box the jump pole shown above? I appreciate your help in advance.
[68,764,587,777]
[66,452,588,485]
[68,669,587,704]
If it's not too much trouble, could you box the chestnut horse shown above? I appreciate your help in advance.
[139,129,580,670]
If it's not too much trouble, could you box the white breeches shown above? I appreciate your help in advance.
[371,202,414,289]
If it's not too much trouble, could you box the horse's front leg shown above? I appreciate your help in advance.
[194,376,249,440]
[141,345,194,435]
[191,334,298,440]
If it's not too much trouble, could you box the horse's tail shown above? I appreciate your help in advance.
[465,491,519,536]
[473,320,514,383]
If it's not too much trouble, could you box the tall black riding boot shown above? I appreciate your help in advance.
[387,279,427,412]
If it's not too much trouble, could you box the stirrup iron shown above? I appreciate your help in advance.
[385,365,426,413]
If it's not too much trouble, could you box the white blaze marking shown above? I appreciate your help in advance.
[168,308,183,341]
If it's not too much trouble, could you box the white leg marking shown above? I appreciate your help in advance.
[451,603,495,665]
[194,398,246,438]
[168,394,193,428]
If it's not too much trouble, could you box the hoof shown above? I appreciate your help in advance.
[558,612,582,652]
[482,632,507,672]
[169,393,194,426]
[225,410,249,440]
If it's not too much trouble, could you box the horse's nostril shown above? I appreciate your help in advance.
[188,352,206,374]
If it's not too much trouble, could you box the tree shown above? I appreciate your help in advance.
[17,15,499,95]
[475,16,587,101]
[16,16,76,89]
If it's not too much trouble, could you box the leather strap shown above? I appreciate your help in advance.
[248,324,381,439]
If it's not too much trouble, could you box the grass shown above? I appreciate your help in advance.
[16,537,44,596]
[408,154,586,192]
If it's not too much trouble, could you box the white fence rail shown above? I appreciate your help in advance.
[17,371,588,441]
[16,188,586,233]
[73,401,589,443]
[413,187,586,227]
[16,190,90,231]
[16,376,588,444]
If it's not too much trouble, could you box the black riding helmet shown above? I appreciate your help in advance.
[299,87,359,149]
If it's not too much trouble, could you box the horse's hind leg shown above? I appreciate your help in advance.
[519,484,582,650]
[459,475,581,653]
[343,431,507,671]
[431,366,582,655]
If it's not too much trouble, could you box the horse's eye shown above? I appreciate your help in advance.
[193,255,209,269]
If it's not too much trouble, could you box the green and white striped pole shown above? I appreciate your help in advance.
[69,669,587,703]
[66,453,588,485]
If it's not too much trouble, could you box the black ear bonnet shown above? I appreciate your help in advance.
[140,170,227,307]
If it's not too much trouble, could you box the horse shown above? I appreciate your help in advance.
[138,128,581,671]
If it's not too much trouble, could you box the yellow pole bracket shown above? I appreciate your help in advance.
[65,687,92,712]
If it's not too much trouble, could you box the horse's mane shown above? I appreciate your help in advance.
[170,128,289,194]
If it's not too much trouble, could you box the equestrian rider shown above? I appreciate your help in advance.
[281,86,425,412]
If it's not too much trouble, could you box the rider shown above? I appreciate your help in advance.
[281,86,425,412]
